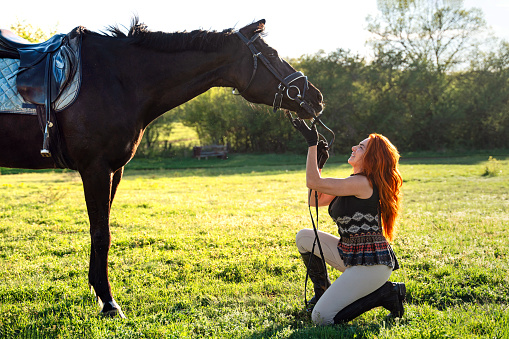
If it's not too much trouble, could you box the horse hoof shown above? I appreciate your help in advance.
[101,300,126,319]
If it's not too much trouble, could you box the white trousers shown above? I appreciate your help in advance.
[296,228,393,325]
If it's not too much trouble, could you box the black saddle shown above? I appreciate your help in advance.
[0,29,64,51]
[0,28,82,160]
[0,29,78,106]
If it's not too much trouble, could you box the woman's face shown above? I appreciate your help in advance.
[348,137,370,169]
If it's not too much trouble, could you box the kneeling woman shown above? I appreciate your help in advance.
[292,119,405,325]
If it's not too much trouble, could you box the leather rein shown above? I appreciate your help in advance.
[234,30,336,308]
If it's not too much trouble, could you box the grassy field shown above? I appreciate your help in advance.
[0,153,508,338]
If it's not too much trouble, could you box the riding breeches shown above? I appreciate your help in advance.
[295,228,393,325]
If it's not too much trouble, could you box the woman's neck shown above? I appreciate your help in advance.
[352,166,364,175]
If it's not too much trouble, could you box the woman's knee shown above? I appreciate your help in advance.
[311,306,334,325]
[295,229,314,253]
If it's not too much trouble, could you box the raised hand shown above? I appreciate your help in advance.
[290,118,318,147]
[317,140,329,169]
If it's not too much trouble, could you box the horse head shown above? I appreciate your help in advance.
[231,20,324,120]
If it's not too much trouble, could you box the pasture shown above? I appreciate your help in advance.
[0,153,508,338]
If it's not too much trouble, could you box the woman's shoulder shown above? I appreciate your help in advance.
[345,174,373,199]
[349,173,372,187]
[351,173,376,187]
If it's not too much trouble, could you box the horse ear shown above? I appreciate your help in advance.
[240,19,266,36]
[255,19,266,33]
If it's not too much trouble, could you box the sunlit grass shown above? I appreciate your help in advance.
[0,155,508,338]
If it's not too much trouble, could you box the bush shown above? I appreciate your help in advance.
[483,156,502,176]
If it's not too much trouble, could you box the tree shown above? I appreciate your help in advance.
[295,50,372,153]
[9,20,57,43]
[138,111,177,156]
[367,0,486,73]
[453,41,509,148]
[179,88,301,153]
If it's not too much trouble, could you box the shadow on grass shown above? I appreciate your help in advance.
[245,307,407,339]
[247,321,391,339]
[1,150,507,176]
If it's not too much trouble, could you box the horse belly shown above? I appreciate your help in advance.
[0,113,57,169]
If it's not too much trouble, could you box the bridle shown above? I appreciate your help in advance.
[233,31,318,116]
[233,30,335,147]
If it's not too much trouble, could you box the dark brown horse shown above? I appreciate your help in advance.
[0,18,323,317]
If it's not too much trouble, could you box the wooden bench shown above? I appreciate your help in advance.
[193,145,228,160]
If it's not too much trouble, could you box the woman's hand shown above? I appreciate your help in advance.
[291,118,318,147]
[317,140,329,169]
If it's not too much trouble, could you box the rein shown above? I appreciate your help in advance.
[234,30,336,308]
[304,189,329,309]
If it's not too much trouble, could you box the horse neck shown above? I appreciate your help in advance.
[132,47,236,127]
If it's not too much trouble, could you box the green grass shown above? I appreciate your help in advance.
[0,154,508,338]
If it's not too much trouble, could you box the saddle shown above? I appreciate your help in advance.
[0,28,82,163]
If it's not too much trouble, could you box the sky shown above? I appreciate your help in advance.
[1,0,508,59]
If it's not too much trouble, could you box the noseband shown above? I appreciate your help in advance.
[233,30,335,148]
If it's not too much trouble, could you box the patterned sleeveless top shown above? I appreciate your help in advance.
[328,177,399,270]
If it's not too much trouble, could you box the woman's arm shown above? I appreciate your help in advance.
[308,167,336,207]
[306,146,372,199]
[308,189,336,207]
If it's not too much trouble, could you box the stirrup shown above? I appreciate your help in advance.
[40,123,51,157]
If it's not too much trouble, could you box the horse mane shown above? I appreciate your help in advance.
[99,16,237,53]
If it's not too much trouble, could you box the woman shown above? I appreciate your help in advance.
[292,118,405,325]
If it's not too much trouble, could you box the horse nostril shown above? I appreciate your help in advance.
[316,94,324,111]
[315,92,323,106]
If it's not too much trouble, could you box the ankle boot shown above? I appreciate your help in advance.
[300,252,331,308]
[333,281,406,324]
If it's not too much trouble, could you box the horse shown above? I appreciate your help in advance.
[0,18,323,317]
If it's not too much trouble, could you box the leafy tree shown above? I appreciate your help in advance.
[367,0,486,73]
[138,111,177,156]
[295,50,375,153]
[363,0,490,150]
[178,88,301,153]
[10,20,57,43]
[453,41,509,148]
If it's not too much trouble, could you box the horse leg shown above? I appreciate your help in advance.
[89,166,123,308]
[82,165,125,318]
[110,167,124,210]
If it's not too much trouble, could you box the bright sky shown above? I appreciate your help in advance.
[1,0,508,58]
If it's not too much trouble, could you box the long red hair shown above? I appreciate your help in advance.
[362,133,402,242]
